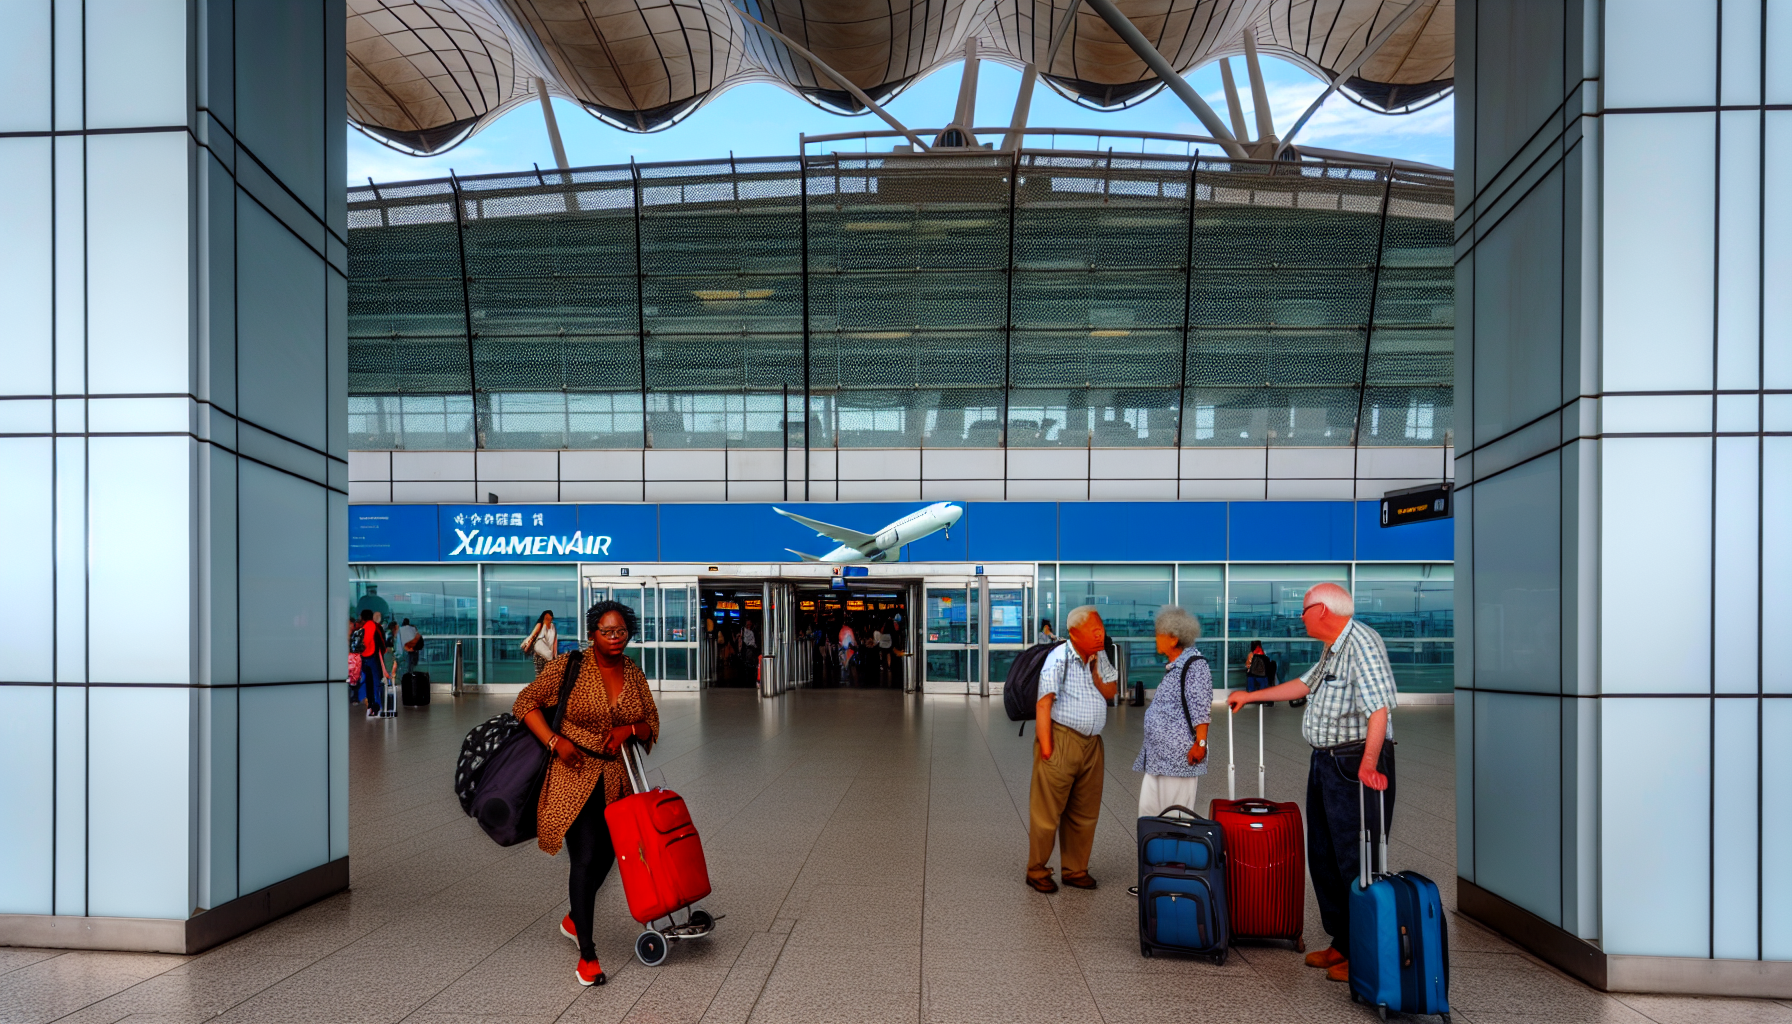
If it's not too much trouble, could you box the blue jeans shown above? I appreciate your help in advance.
[1306,743,1396,960]
[361,654,384,711]
[1244,673,1270,692]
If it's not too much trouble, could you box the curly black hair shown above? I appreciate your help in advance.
[585,599,639,641]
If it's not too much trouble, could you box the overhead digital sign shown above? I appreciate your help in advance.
[1380,483,1452,528]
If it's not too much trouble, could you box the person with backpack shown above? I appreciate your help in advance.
[1226,582,1397,984]
[513,600,660,987]
[1025,606,1118,893]
[1244,639,1273,705]
[1133,607,1211,819]
[356,609,392,717]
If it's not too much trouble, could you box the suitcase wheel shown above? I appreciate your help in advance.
[1140,944,1153,958]
[1296,937,1306,953]
[1214,949,1227,967]
[688,909,714,932]
[635,930,669,967]
[1377,1005,1388,1021]
[1439,1016,1451,1024]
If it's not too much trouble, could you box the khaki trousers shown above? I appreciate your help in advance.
[1027,721,1105,881]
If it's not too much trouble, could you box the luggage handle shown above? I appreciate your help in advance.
[619,737,654,795]
[1225,691,1268,801]
[1357,779,1389,889]
[1158,804,1201,821]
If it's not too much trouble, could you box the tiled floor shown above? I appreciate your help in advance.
[4,690,1788,1024]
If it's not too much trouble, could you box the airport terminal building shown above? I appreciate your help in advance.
[344,145,1456,695]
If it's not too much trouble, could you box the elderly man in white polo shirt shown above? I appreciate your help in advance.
[1026,605,1119,893]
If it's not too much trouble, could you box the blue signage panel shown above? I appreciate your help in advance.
[348,504,437,562]
[658,502,965,563]
[439,504,581,560]
[576,505,661,562]
[1354,500,1454,561]
[1227,501,1354,561]
[1058,502,1226,561]
[965,502,1057,561]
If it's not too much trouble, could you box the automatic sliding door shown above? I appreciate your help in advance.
[985,582,1029,693]
[923,582,974,695]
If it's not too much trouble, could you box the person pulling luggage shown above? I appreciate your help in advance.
[513,600,661,987]
[1225,582,1396,984]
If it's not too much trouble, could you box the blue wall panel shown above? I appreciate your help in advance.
[1227,502,1354,561]
[349,504,437,562]
[966,502,1058,561]
[1354,500,1455,560]
[1059,502,1226,561]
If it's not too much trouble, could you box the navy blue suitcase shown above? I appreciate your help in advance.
[1348,785,1451,1021]
[1137,805,1229,964]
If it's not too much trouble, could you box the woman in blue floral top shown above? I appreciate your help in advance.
[1132,606,1211,818]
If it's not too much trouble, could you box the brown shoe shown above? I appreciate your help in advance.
[1326,960,1350,983]
[1025,875,1058,893]
[1060,872,1097,890]
[1305,947,1346,969]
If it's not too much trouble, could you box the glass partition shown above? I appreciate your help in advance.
[1353,564,1453,637]
[1057,564,1172,639]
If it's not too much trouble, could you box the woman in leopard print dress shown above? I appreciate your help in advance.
[515,599,660,987]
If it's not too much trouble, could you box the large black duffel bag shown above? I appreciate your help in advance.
[401,670,431,706]
[456,652,580,846]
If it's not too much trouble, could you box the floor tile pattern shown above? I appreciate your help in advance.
[3,691,1787,1024]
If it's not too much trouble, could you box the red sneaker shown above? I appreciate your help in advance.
[560,915,577,945]
[576,957,606,986]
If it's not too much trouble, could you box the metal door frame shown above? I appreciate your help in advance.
[579,571,700,692]
[979,576,1034,697]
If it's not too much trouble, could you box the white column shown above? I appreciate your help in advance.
[0,0,347,953]
[1456,0,1790,997]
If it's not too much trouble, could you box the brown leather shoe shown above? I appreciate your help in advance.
[1060,872,1097,890]
[1305,946,1346,969]
[1025,875,1058,893]
[1326,960,1350,983]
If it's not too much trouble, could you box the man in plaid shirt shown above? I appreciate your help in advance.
[1227,582,1397,984]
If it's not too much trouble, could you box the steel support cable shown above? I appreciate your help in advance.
[1350,166,1396,481]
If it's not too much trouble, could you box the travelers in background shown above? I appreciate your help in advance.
[398,618,423,675]
[1026,606,1118,893]
[876,620,895,685]
[1134,607,1210,819]
[740,618,759,678]
[357,609,392,717]
[1226,582,1397,983]
[837,620,857,686]
[348,616,364,698]
[1244,639,1272,704]
[515,600,661,987]
[523,611,558,674]
[1039,619,1056,643]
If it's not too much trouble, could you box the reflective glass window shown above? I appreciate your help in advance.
[1353,564,1453,637]
[926,589,969,644]
[1176,565,1225,641]
[1226,565,1350,639]
[482,564,577,637]
[1058,564,1172,639]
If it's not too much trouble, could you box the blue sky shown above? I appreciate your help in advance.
[347,55,1451,186]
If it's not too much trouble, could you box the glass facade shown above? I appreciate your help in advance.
[347,152,1453,452]
[351,563,578,687]
[1041,562,1453,693]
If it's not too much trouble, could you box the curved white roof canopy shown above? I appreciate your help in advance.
[347,0,1453,154]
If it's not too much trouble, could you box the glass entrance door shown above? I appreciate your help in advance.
[983,580,1033,695]
[921,580,978,694]
[580,575,700,692]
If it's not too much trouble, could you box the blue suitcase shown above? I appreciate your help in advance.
[1137,805,1230,965]
[1348,786,1451,1021]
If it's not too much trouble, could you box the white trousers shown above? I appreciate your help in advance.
[1138,773,1202,818]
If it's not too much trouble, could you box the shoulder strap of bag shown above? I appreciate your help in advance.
[548,651,583,732]
[1177,652,1206,738]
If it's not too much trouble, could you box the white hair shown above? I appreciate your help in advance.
[1065,605,1103,631]
[1154,605,1202,647]
[1303,582,1354,618]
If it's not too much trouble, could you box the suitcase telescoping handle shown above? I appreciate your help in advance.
[619,737,653,795]
[1357,779,1389,889]
[1225,695,1268,801]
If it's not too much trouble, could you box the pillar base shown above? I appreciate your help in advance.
[0,857,348,955]
[1459,877,1792,998]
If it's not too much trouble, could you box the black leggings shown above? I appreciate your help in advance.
[566,786,616,962]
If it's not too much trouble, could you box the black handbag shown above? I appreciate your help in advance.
[460,652,582,847]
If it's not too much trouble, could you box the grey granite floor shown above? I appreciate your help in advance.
[3,689,1787,1024]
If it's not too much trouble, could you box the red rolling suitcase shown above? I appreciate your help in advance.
[1209,704,1305,950]
[605,739,717,966]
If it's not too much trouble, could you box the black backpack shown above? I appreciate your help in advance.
[1003,640,1066,731]
[1247,651,1269,677]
